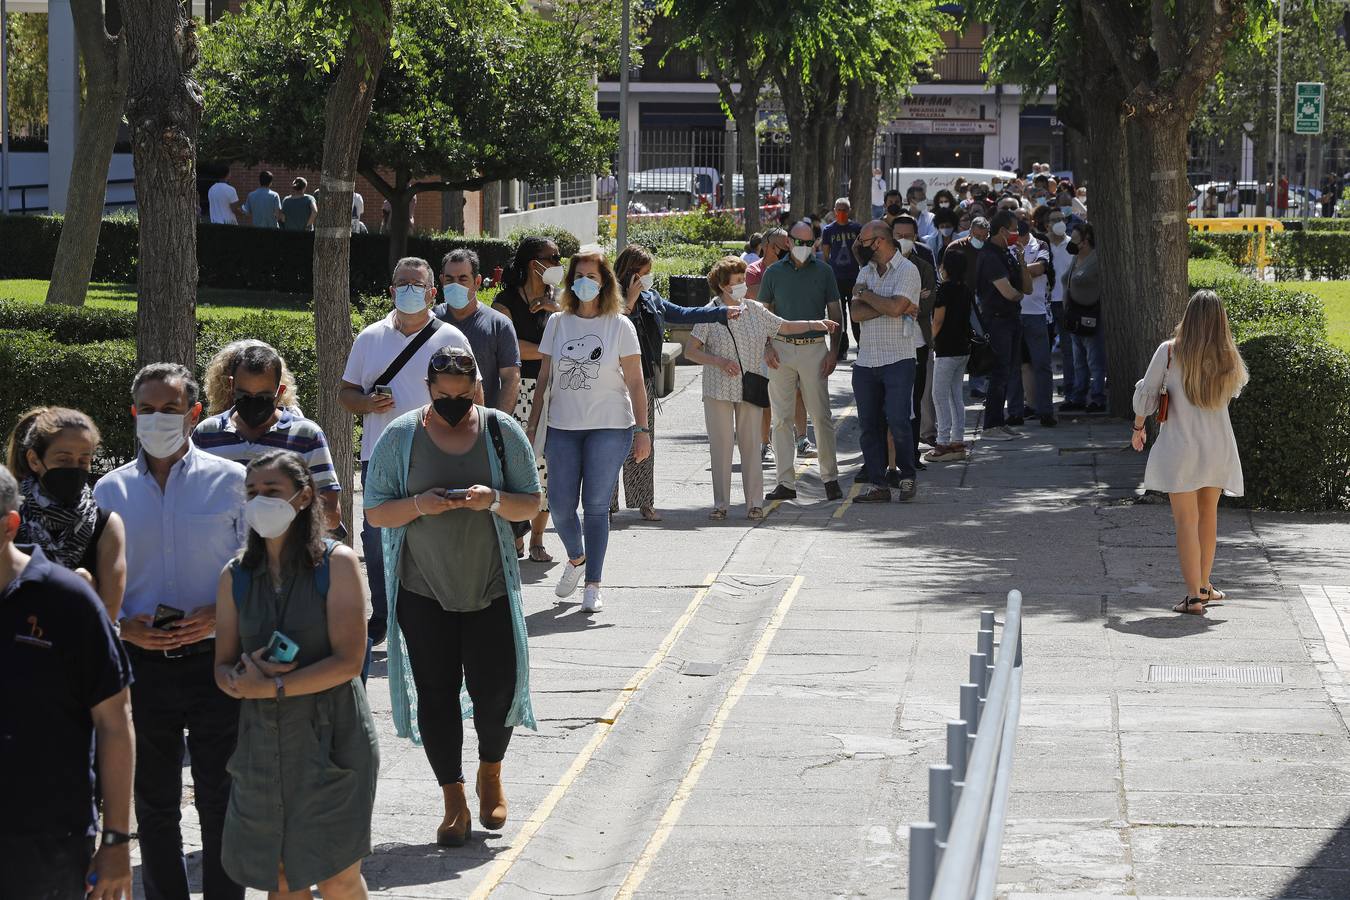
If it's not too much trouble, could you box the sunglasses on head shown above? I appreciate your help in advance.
[429,349,477,375]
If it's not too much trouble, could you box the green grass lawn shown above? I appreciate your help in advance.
[1279,281,1350,351]
[0,279,313,320]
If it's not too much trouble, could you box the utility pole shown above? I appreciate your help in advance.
[1274,0,1285,209]
[616,0,631,248]
[1,0,10,215]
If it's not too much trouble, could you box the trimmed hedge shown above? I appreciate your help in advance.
[1229,331,1350,510]
[0,213,522,296]
[1302,218,1350,232]
[0,299,138,342]
[504,224,580,259]
[624,210,744,251]
[1200,229,1350,280]
[1185,265,1327,344]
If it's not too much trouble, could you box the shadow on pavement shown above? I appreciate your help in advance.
[1105,613,1229,638]
[1279,812,1350,898]
[364,840,502,890]
[526,602,615,636]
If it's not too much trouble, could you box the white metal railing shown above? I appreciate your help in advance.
[909,590,1024,900]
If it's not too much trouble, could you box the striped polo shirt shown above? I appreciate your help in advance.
[193,409,340,493]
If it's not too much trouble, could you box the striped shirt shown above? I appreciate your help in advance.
[854,254,922,369]
[193,409,340,493]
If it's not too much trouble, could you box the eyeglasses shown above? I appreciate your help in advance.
[394,280,429,290]
[791,237,815,247]
[233,389,278,402]
[535,253,562,264]
[429,348,477,375]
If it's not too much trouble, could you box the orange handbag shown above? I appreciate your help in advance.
[1156,344,1172,424]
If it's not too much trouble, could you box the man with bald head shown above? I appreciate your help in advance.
[850,221,922,502]
[758,220,844,502]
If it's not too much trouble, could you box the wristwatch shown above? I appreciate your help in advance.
[489,489,502,513]
[101,829,135,847]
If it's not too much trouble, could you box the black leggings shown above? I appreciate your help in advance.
[396,587,517,785]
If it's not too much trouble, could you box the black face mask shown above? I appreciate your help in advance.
[855,243,876,265]
[234,393,277,429]
[886,203,903,217]
[39,467,89,507]
[433,395,474,426]
[1066,241,1081,255]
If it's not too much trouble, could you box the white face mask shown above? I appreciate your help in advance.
[898,238,915,256]
[790,245,813,263]
[727,282,748,301]
[244,489,301,539]
[970,237,986,250]
[136,412,188,459]
[638,273,655,291]
[539,264,565,287]
[1051,222,1067,237]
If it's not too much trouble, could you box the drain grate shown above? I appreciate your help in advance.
[1147,664,1284,685]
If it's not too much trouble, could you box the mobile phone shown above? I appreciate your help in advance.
[263,630,300,664]
[442,488,471,501]
[153,604,185,630]
[372,384,393,398]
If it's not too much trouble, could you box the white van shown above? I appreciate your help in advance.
[885,167,1013,207]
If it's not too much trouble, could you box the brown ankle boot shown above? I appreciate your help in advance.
[437,781,471,847]
[476,761,508,830]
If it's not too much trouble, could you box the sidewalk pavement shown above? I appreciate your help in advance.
[150,362,1350,899]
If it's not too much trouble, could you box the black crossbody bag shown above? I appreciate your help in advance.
[724,323,771,409]
[371,318,443,392]
[486,412,533,540]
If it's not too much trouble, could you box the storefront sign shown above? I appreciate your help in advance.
[897,96,985,120]
[895,119,997,135]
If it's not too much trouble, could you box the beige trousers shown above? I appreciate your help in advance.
[768,339,838,486]
[704,398,764,512]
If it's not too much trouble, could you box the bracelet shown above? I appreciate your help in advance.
[635,426,652,434]
[413,493,426,516]
[1132,424,1146,432]
[274,676,286,699]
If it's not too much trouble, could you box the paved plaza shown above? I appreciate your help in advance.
[148,364,1350,898]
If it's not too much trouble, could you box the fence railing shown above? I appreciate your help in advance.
[909,590,1024,900]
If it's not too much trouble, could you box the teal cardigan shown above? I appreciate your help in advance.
[363,406,539,740]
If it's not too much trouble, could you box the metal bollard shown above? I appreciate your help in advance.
[980,609,996,632]
[951,781,963,819]
[966,730,976,766]
[960,683,980,734]
[978,628,994,661]
[985,662,994,697]
[969,653,988,698]
[946,720,968,782]
[929,764,954,843]
[908,822,938,900]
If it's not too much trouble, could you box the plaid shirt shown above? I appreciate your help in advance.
[854,254,922,368]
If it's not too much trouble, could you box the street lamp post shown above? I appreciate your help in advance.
[1,0,10,215]
[1274,0,1285,210]
[615,0,630,249]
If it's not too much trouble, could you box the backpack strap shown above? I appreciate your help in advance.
[315,538,338,596]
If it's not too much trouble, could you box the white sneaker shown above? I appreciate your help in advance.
[555,560,584,598]
[999,425,1023,438]
[981,428,1014,441]
[797,437,818,458]
[581,584,604,612]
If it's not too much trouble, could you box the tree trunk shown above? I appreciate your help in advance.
[122,1,201,369]
[312,3,392,540]
[817,115,841,212]
[443,188,464,233]
[46,0,127,307]
[843,81,881,221]
[481,181,502,237]
[386,169,413,271]
[735,104,761,236]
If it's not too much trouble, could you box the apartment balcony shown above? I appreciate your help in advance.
[929,48,986,84]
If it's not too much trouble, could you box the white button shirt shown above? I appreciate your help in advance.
[93,444,246,620]
[854,253,923,369]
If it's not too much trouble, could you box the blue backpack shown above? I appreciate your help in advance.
[230,537,339,605]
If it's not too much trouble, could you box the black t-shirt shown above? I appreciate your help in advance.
[495,285,553,380]
[0,546,132,838]
[933,281,974,357]
[975,243,1022,319]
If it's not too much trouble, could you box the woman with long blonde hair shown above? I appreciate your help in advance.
[204,339,302,416]
[1131,289,1248,615]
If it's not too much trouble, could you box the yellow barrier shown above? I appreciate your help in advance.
[1188,217,1282,270]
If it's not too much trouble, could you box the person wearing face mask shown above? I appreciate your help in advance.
[612,244,730,521]
[526,248,650,612]
[213,450,377,896]
[686,257,836,519]
[932,208,960,261]
[882,188,905,227]
[1061,222,1107,413]
[195,342,342,533]
[1043,209,1078,403]
[906,186,935,240]
[1055,187,1084,230]
[974,210,1033,439]
[340,257,472,646]
[366,347,540,846]
[495,237,563,562]
[821,198,862,360]
[892,215,938,472]
[204,339,303,418]
[93,363,247,900]
[746,228,813,462]
[434,248,521,415]
[1074,185,1088,218]
[1006,221,1057,428]
[870,168,888,220]
[6,407,127,617]
[0,464,135,900]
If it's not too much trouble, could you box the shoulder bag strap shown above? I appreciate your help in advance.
[314,538,338,596]
[486,411,508,486]
[722,318,746,370]
[229,559,249,607]
[373,318,443,389]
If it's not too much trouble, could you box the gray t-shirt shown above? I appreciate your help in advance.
[433,302,521,409]
[281,194,317,232]
[398,421,504,612]
[244,188,281,229]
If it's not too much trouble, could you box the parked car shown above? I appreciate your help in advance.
[1190,180,1320,218]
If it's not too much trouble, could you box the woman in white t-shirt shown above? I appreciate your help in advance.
[525,248,649,613]
[686,257,836,520]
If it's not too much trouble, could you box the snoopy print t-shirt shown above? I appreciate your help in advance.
[539,311,643,431]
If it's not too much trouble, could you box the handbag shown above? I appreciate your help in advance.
[724,321,771,409]
[1156,343,1172,424]
[485,412,532,540]
[965,301,997,377]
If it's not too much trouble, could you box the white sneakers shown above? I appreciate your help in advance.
[555,560,584,598]
[581,584,604,613]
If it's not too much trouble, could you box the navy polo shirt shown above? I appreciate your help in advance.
[0,546,132,838]
[976,242,1023,319]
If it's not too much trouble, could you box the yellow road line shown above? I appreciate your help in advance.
[615,574,806,899]
[468,573,718,900]
[831,480,863,519]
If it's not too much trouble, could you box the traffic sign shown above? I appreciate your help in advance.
[1294,82,1324,135]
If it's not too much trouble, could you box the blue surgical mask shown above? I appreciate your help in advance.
[971,237,986,250]
[442,282,471,310]
[1059,205,1073,216]
[571,276,601,303]
[394,283,428,314]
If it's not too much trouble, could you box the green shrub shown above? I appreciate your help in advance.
[1230,331,1350,510]
[1302,218,1350,232]
[0,299,137,342]
[1184,267,1327,344]
[503,224,581,259]
[1188,232,1222,260]
[0,214,139,282]
[1197,229,1350,280]
[626,210,743,251]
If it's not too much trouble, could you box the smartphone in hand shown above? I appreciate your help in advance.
[441,488,472,501]
[153,604,185,630]
[263,630,300,664]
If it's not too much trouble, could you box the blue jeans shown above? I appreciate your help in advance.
[853,359,916,484]
[1009,314,1053,418]
[982,315,1022,428]
[1069,328,1107,405]
[360,460,387,622]
[1050,301,1077,399]
[546,427,633,583]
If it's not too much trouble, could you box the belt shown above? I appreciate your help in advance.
[124,637,215,660]
[773,336,824,345]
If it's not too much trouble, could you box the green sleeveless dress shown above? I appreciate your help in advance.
[221,559,380,890]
